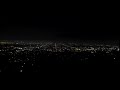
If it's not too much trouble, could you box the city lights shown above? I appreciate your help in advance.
[0,41,119,72]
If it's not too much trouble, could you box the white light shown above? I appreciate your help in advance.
[117,48,120,51]
[20,70,23,72]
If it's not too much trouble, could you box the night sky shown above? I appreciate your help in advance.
[0,13,118,40]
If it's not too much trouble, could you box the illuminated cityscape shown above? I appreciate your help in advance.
[0,40,119,72]
[0,11,119,72]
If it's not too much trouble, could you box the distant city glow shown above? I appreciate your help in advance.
[0,41,119,72]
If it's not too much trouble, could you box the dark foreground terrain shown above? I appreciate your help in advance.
[0,41,119,72]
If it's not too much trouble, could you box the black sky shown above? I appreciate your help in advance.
[0,10,118,40]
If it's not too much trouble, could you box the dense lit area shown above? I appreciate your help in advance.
[0,41,119,72]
